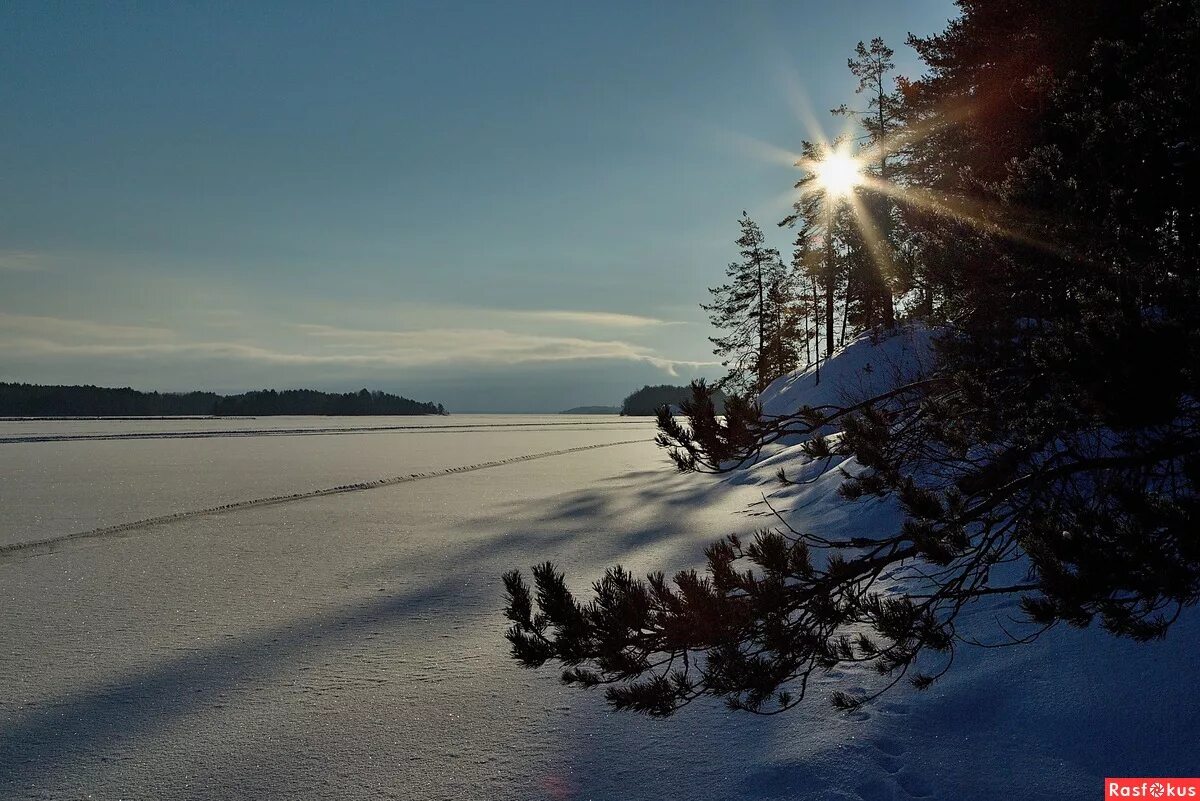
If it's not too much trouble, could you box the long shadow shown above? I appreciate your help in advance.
[486,468,758,528]
[0,569,474,791]
[364,467,763,586]
[0,463,775,794]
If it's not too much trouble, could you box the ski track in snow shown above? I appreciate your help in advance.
[0,437,647,559]
[0,419,647,444]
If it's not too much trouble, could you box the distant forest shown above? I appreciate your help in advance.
[621,384,726,416]
[0,383,446,417]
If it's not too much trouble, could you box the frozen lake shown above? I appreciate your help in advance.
[0,415,653,549]
[3,414,1197,800]
[0,415,818,800]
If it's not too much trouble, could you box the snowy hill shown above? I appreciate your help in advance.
[712,326,1200,798]
[757,325,934,418]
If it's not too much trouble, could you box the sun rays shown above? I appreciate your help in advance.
[725,74,1060,268]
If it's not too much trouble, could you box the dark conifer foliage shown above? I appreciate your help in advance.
[504,0,1200,716]
[621,384,726,417]
[0,382,445,416]
[211,388,443,416]
[0,383,220,416]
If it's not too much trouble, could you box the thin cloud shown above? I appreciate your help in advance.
[500,309,687,328]
[294,323,712,373]
[0,252,51,273]
[0,313,174,341]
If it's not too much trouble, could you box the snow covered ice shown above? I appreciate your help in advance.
[1,351,1197,799]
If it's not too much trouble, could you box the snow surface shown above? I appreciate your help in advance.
[758,326,934,418]
[1,372,1197,799]
[0,415,649,548]
[725,327,1200,796]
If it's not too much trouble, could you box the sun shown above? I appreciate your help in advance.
[814,148,862,197]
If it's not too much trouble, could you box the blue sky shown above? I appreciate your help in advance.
[1,0,956,411]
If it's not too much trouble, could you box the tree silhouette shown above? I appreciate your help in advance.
[704,213,796,395]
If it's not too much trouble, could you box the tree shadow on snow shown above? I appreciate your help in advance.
[0,462,826,797]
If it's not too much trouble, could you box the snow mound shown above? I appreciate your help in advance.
[758,324,934,418]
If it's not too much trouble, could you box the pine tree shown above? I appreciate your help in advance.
[789,222,826,382]
[833,38,905,328]
[762,272,801,382]
[703,212,792,395]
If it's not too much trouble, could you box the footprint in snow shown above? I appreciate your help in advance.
[869,736,907,757]
[895,771,935,798]
[868,750,902,775]
[857,772,936,801]
[855,776,905,801]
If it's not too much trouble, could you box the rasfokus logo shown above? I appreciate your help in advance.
[1106,779,1200,798]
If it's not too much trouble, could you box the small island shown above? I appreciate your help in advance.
[559,406,621,415]
[620,384,726,416]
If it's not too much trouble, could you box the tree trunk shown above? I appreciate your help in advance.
[840,280,849,347]
[810,275,822,386]
[877,89,896,329]
[756,260,765,393]
[824,219,835,357]
[825,281,835,358]
[803,305,811,367]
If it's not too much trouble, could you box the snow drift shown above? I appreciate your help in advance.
[757,324,934,419]
[711,325,1199,797]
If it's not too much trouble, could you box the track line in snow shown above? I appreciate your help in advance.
[0,419,650,444]
[0,437,648,559]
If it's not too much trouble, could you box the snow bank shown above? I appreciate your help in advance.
[758,324,934,418]
[721,325,933,488]
[713,324,1200,797]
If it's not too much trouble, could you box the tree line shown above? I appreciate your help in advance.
[0,383,446,417]
[505,0,1200,718]
[704,38,921,396]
